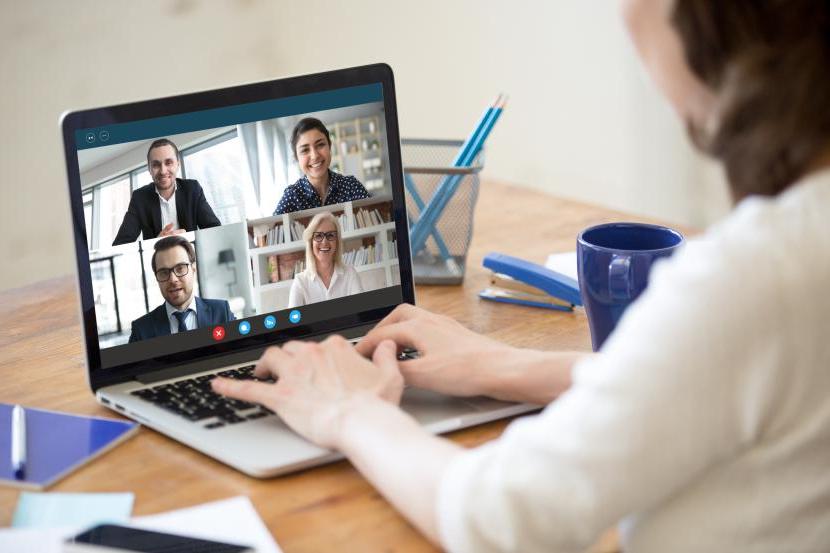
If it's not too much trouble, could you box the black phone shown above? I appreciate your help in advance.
[64,523,253,553]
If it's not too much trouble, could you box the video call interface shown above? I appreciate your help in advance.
[74,84,404,369]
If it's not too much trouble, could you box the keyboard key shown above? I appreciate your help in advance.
[130,367,275,426]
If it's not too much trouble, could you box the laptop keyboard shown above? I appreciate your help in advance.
[130,365,276,430]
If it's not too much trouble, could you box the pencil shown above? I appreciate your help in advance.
[410,95,506,253]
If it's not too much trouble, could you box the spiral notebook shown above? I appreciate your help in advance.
[0,403,139,490]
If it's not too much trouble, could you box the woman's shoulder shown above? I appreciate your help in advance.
[285,176,310,190]
[701,169,830,269]
[643,170,830,347]
[330,171,367,187]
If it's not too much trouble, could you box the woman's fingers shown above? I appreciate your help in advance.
[212,377,276,407]
[356,320,421,357]
[366,304,420,333]
[253,345,295,379]
[372,340,405,402]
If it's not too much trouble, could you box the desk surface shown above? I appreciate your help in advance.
[0,180,676,552]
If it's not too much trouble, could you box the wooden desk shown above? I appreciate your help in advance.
[0,180,670,551]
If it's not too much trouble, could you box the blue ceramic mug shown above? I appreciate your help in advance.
[577,222,684,351]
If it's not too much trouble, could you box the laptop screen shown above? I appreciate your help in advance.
[62,65,413,382]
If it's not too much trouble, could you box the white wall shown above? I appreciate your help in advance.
[0,0,731,292]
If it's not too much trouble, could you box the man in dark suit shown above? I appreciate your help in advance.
[129,235,234,343]
[112,138,221,246]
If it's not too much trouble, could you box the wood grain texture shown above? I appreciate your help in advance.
[0,180,690,551]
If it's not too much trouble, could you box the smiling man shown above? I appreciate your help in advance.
[128,235,234,343]
[112,138,221,246]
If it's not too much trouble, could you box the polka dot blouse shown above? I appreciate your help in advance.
[273,171,370,215]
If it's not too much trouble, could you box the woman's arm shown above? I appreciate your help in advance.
[356,304,585,404]
[211,338,454,544]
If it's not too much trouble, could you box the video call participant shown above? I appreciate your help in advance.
[112,139,221,246]
[129,235,234,343]
[288,212,363,308]
[273,118,370,215]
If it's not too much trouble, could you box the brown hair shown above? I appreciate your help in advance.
[152,235,195,272]
[672,1,830,201]
[147,138,181,164]
[291,118,331,161]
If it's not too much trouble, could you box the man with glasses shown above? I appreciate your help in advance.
[129,235,234,343]
[112,138,221,246]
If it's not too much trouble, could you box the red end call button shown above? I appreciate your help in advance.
[212,326,226,341]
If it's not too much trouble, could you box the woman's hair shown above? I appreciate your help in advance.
[672,1,830,201]
[302,211,344,275]
[291,117,332,161]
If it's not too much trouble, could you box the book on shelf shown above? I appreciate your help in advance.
[267,255,279,283]
[343,243,379,266]
[277,251,305,280]
[353,208,388,230]
[338,212,351,232]
[384,238,398,260]
[290,220,306,242]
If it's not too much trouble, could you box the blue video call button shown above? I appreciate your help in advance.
[263,315,276,329]
[289,310,301,324]
[238,320,251,335]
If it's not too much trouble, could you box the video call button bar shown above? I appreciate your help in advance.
[99,286,404,370]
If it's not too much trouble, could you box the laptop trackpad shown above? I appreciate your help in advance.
[400,387,516,426]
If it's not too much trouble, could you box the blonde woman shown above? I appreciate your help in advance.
[287,211,363,308]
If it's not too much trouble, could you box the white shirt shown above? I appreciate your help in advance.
[288,264,364,308]
[165,298,197,334]
[437,169,830,553]
[157,184,179,232]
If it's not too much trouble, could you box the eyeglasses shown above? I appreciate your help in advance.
[155,262,191,282]
[312,231,337,243]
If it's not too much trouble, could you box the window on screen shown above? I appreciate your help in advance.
[95,176,131,249]
[181,130,255,226]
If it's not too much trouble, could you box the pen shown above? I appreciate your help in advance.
[11,405,26,478]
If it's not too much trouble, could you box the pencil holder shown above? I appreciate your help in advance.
[402,138,484,284]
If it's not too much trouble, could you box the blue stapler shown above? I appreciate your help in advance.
[479,252,583,311]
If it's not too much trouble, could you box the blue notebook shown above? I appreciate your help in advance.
[0,403,139,490]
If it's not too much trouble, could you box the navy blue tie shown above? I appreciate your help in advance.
[172,310,190,333]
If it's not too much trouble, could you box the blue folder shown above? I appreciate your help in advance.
[0,403,139,490]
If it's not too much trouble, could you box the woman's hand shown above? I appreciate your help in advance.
[355,304,582,404]
[212,335,403,449]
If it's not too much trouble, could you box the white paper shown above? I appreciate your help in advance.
[545,251,579,282]
[132,496,281,553]
[0,526,76,553]
[0,496,281,553]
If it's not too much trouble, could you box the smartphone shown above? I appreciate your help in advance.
[64,524,254,553]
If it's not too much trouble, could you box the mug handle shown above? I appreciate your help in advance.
[608,254,631,301]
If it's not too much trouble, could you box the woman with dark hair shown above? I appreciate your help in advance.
[217,1,830,550]
[273,117,370,215]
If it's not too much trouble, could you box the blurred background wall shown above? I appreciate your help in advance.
[0,0,731,292]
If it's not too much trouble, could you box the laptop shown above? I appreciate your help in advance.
[60,63,536,477]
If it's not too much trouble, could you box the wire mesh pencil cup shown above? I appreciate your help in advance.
[402,138,484,284]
